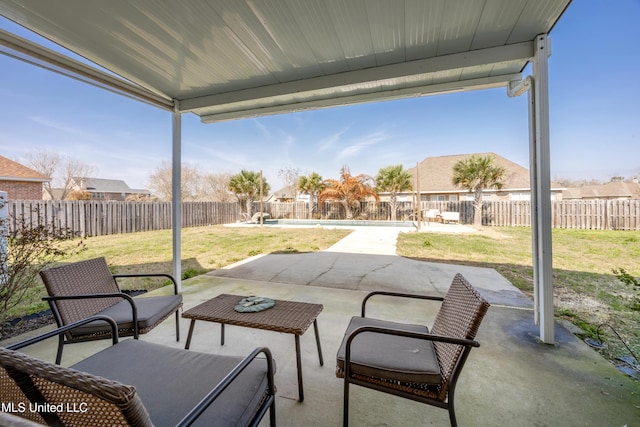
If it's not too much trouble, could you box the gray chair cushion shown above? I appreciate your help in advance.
[72,340,271,427]
[69,295,182,336]
[336,316,442,384]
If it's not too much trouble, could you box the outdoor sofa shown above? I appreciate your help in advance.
[0,316,276,426]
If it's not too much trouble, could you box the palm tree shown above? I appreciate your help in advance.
[228,169,270,220]
[297,172,325,219]
[319,165,379,219]
[452,154,506,226]
[375,164,413,221]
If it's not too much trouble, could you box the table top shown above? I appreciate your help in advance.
[182,294,324,335]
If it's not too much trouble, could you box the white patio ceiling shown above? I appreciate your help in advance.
[0,0,570,123]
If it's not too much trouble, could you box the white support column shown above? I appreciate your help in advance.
[533,34,554,344]
[527,81,541,327]
[172,103,182,291]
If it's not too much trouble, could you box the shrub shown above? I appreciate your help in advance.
[612,267,640,312]
[0,202,85,332]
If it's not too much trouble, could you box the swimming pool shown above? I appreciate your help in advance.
[263,219,416,228]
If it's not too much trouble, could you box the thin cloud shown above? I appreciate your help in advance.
[337,130,389,161]
[28,116,96,140]
[318,127,349,152]
[253,120,271,139]
[193,145,253,168]
[282,134,295,146]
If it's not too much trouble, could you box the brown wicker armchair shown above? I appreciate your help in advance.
[39,257,183,364]
[0,316,276,426]
[336,273,490,427]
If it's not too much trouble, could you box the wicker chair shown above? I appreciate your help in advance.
[336,273,490,427]
[39,257,183,364]
[0,316,276,426]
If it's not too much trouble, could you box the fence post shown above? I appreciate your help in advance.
[0,192,7,286]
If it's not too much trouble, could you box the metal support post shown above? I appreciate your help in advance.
[172,103,182,292]
[533,34,554,344]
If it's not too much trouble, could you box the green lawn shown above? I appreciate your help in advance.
[7,225,351,321]
[397,227,640,364]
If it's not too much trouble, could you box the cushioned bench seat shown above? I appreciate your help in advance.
[72,340,273,427]
[0,317,276,427]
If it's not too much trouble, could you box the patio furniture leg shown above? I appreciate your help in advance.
[175,311,180,341]
[313,319,324,366]
[184,319,196,350]
[448,394,457,427]
[55,334,64,365]
[343,377,350,426]
[270,402,276,427]
[295,334,304,402]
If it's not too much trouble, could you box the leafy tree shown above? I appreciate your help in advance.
[228,170,270,219]
[298,172,325,219]
[319,165,379,219]
[452,154,506,226]
[25,149,97,200]
[0,199,86,336]
[375,164,413,221]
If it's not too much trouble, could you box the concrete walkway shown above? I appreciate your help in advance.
[210,225,532,308]
[324,226,406,255]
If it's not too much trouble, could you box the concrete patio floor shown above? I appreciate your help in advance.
[3,225,639,426]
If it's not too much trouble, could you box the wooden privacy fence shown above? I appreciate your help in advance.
[5,199,640,236]
[424,199,640,230]
[6,200,240,237]
[553,199,640,230]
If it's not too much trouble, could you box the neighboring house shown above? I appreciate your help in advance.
[266,184,308,203]
[69,177,151,201]
[0,155,49,200]
[563,181,640,200]
[395,152,564,203]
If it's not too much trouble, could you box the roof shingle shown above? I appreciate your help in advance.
[0,155,49,181]
[407,152,562,192]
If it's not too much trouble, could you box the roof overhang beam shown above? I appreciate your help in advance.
[199,74,521,123]
[185,41,534,121]
[0,29,174,110]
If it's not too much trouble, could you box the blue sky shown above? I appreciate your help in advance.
[1,0,639,192]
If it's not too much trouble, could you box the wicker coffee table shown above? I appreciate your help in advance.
[182,293,324,402]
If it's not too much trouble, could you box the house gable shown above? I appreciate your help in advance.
[0,155,49,200]
[563,181,640,200]
[405,152,563,201]
[71,177,150,201]
[0,155,49,181]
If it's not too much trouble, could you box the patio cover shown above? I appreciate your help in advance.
[0,0,572,344]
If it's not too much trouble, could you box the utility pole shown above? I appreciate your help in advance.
[259,170,264,227]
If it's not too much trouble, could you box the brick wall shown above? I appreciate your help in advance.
[0,180,44,200]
